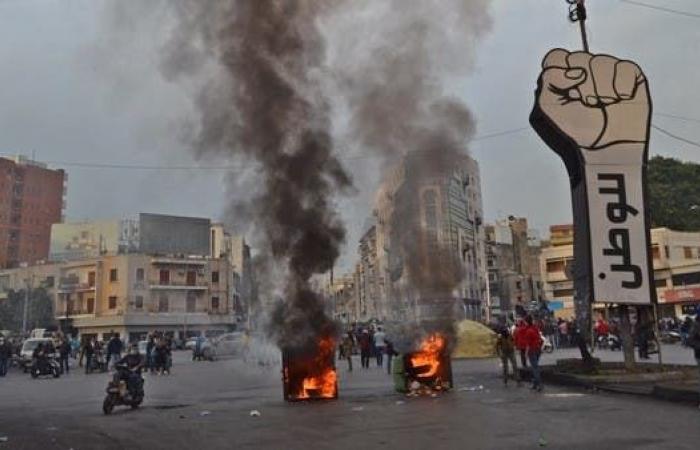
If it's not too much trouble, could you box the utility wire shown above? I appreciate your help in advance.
[619,0,700,19]
[655,112,700,124]
[652,124,700,149]
[2,126,531,171]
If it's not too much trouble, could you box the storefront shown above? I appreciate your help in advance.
[660,287,700,318]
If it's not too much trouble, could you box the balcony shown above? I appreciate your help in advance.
[57,277,96,293]
[149,281,208,291]
[55,308,95,320]
[151,257,207,266]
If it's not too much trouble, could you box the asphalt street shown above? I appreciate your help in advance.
[0,345,698,450]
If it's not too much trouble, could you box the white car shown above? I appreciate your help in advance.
[20,338,57,371]
[213,332,244,357]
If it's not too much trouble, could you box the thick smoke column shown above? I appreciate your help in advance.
[159,1,350,349]
[327,0,492,344]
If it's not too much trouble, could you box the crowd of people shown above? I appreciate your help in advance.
[338,326,398,374]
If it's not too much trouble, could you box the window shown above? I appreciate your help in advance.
[109,269,118,282]
[654,278,667,288]
[672,271,700,287]
[552,288,575,298]
[186,271,197,285]
[664,246,670,258]
[515,281,522,290]
[136,268,144,281]
[45,276,55,288]
[159,270,170,285]
[88,271,96,287]
[158,295,169,312]
[211,297,220,311]
[186,292,197,312]
[108,296,117,309]
[87,298,95,314]
[211,271,219,283]
[651,245,660,260]
[684,247,693,259]
[546,260,565,273]
[134,296,143,309]
[487,259,494,268]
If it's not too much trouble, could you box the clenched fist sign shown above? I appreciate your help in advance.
[530,49,655,307]
[531,48,651,151]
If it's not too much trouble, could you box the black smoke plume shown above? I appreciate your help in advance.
[159,1,350,350]
[326,0,492,346]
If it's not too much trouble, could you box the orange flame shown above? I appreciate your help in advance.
[410,334,445,379]
[293,336,338,400]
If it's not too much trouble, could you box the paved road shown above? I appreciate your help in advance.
[0,347,698,450]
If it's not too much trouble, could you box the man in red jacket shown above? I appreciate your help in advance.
[513,319,528,368]
[524,315,544,391]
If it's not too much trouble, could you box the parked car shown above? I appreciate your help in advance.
[185,338,198,351]
[212,332,244,357]
[20,338,57,372]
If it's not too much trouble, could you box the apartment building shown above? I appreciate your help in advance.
[540,225,700,319]
[0,156,65,268]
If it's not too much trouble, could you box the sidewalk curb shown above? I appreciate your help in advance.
[518,367,700,405]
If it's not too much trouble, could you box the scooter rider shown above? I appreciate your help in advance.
[32,342,50,373]
[116,344,144,395]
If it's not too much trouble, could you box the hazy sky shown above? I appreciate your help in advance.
[0,0,698,272]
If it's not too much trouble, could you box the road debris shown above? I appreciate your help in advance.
[458,385,484,392]
[199,410,211,417]
[249,410,261,417]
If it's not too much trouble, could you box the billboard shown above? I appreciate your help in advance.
[138,213,211,256]
[50,221,121,261]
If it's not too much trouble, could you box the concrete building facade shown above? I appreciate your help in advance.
[0,156,65,268]
[0,254,238,341]
[364,152,487,323]
[540,225,700,319]
[485,217,543,317]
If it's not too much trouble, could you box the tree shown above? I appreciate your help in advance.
[0,288,55,332]
[648,156,700,231]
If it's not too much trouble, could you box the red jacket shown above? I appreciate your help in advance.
[513,325,527,351]
[523,325,543,353]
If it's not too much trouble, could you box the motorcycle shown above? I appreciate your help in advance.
[30,356,61,379]
[103,363,145,415]
[660,330,682,344]
[607,333,622,351]
[89,349,108,373]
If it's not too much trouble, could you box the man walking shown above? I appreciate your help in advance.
[373,327,386,368]
[0,335,12,377]
[524,316,544,392]
[496,327,520,386]
[341,331,354,372]
[58,338,71,374]
[107,333,123,370]
[84,339,95,374]
[359,330,371,369]
[513,319,528,368]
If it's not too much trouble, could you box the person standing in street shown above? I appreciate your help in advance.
[0,336,12,377]
[58,339,71,374]
[359,330,371,369]
[384,339,398,375]
[687,314,700,409]
[341,331,354,372]
[496,327,520,386]
[524,316,544,392]
[84,339,95,374]
[373,327,386,368]
[513,319,528,368]
[106,333,123,370]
